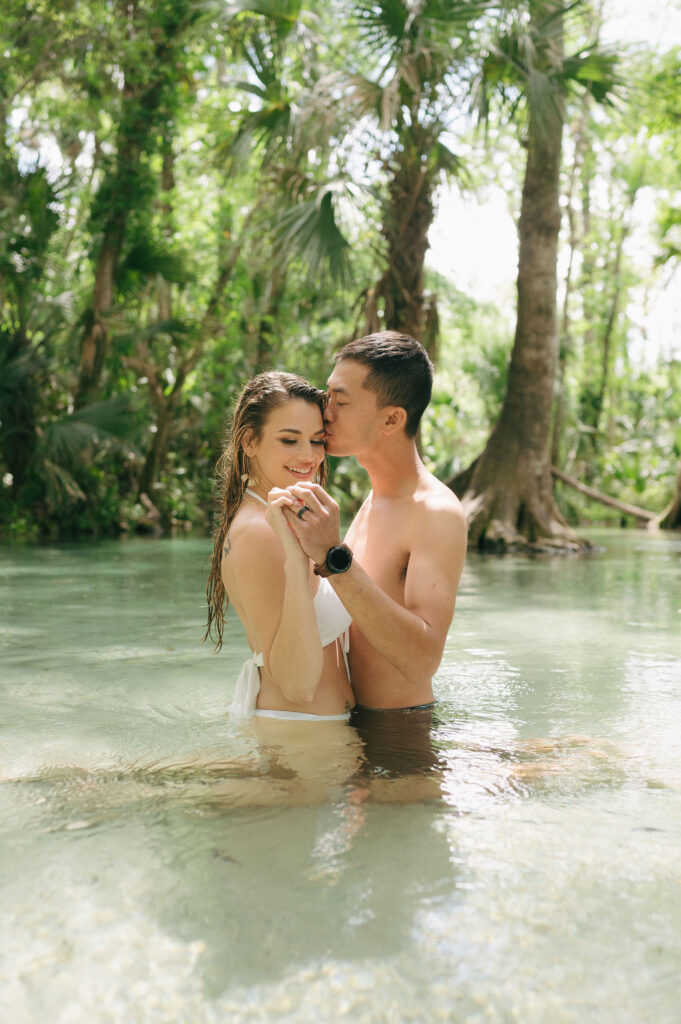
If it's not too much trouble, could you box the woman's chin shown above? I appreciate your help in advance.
[283,469,316,485]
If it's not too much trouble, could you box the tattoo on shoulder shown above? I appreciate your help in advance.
[223,533,232,559]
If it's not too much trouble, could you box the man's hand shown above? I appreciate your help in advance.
[282,482,342,566]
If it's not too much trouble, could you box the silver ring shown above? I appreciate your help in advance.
[296,504,312,520]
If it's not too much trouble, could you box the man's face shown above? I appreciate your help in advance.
[324,359,385,457]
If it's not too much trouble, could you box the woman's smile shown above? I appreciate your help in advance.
[244,398,326,492]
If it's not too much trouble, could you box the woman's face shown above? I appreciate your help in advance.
[244,398,325,491]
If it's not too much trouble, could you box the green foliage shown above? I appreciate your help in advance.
[0,0,679,540]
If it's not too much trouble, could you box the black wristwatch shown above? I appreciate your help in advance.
[314,543,353,577]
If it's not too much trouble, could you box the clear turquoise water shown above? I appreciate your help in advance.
[1,530,680,1023]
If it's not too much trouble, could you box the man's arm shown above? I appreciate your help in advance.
[284,483,467,687]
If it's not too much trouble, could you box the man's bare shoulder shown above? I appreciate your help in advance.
[415,472,466,522]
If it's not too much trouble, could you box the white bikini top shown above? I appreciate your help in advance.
[243,488,352,653]
[230,489,352,719]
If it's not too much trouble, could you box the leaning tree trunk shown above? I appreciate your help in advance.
[457,26,585,551]
[651,463,681,531]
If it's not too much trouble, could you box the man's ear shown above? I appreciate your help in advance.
[381,406,408,436]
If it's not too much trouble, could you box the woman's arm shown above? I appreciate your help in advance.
[226,495,323,704]
[264,492,323,702]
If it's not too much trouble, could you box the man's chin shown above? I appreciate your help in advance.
[325,439,351,458]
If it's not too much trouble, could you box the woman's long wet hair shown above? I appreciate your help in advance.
[205,371,328,650]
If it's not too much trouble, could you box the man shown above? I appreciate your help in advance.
[284,330,467,714]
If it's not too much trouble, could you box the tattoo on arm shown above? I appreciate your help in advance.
[223,533,232,559]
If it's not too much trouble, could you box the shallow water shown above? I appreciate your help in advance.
[1,530,680,1023]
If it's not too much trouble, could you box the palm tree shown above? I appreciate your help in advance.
[221,1,493,354]
[343,0,492,351]
[452,0,619,551]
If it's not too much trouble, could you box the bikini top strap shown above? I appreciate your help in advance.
[245,488,268,507]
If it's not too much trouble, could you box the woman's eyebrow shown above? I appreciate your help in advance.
[277,427,325,435]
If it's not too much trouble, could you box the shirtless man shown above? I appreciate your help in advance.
[283,331,467,712]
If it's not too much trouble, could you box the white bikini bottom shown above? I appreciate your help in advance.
[254,708,351,722]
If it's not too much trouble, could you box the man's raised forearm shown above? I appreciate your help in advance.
[328,560,442,685]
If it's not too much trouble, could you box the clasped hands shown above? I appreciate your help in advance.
[266,482,340,565]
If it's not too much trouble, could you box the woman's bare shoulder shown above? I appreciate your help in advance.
[221,508,281,577]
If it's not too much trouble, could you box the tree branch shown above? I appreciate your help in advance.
[551,465,655,522]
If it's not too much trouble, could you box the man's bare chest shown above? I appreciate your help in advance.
[346,506,410,593]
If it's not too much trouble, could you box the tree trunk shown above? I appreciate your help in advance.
[138,396,175,498]
[592,204,629,438]
[551,96,590,467]
[651,463,681,531]
[74,4,190,407]
[367,131,437,354]
[254,263,287,370]
[75,223,124,406]
[458,6,586,552]
[156,141,176,323]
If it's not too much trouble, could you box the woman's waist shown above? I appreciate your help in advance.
[257,654,353,717]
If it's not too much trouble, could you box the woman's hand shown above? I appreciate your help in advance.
[281,482,342,566]
[265,488,308,566]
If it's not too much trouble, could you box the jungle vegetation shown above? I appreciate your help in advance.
[1,0,680,548]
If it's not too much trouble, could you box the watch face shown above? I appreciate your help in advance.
[327,544,352,573]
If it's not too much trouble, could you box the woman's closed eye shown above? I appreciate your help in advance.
[280,438,325,447]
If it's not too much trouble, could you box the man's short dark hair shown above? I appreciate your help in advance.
[335,331,434,437]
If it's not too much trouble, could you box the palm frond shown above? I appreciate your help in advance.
[41,459,86,508]
[70,394,138,438]
[121,319,194,344]
[218,0,301,39]
[220,101,294,170]
[273,182,352,284]
[38,395,137,467]
[0,345,39,402]
[432,139,466,178]
[560,49,620,103]
[39,420,97,466]
[120,239,195,288]
[353,0,410,50]
[346,74,383,119]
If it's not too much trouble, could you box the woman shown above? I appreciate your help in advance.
[206,372,354,721]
